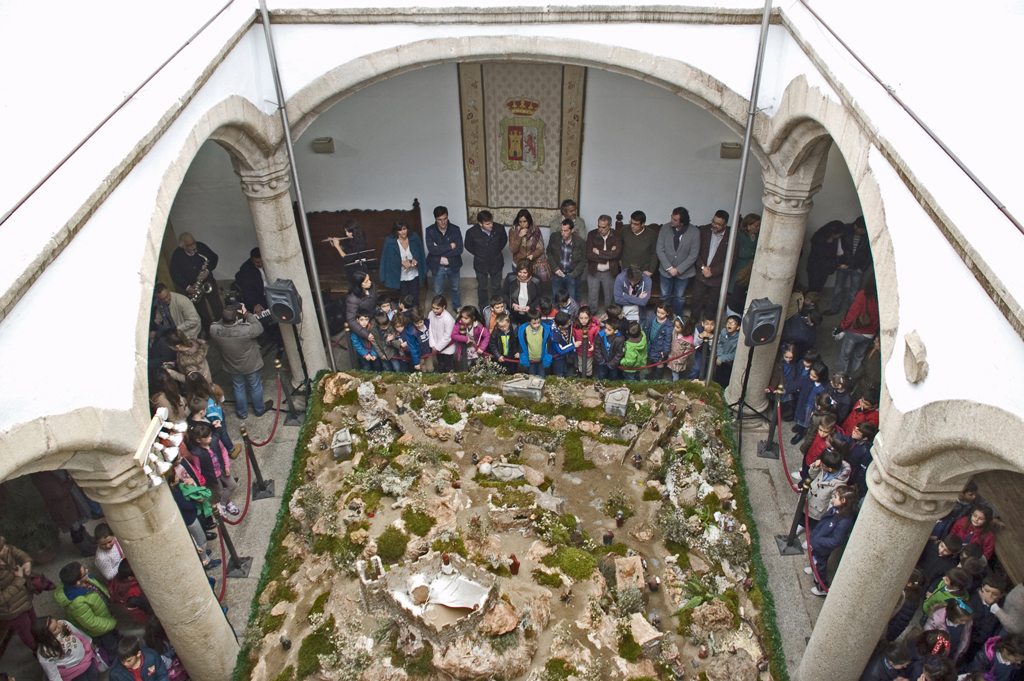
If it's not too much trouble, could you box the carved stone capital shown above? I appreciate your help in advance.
[236,161,292,201]
[72,460,156,507]
[761,179,820,218]
[866,442,959,522]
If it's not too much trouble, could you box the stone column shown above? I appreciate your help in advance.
[798,435,962,681]
[74,462,238,681]
[236,158,329,384]
[724,169,822,411]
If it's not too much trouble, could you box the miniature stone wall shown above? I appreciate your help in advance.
[357,553,500,648]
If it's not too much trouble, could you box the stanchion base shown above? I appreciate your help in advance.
[775,535,804,556]
[226,556,253,579]
[252,480,275,500]
[757,440,780,460]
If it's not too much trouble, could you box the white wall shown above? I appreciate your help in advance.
[579,68,766,229]
[167,63,862,282]
[293,64,468,244]
[167,141,259,281]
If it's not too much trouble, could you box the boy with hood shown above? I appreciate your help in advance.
[620,321,648,381]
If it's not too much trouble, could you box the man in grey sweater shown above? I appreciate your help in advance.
[209,305,272,419]
[656,206,701,316]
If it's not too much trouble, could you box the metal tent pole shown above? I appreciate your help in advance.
[705,0,774,384]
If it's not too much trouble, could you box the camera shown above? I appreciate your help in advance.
[224,291,244,313]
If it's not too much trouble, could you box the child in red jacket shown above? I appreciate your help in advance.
[949,505,996,560]
[572,306,600,378]
[795,415,838,481]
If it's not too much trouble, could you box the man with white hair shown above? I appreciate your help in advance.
[170,232,223,331]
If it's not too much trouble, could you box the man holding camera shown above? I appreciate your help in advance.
[234,247,284,358]
[209,304,272,420]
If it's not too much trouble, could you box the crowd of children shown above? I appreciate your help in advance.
[857,482,1022,681]
[346,290,761,384]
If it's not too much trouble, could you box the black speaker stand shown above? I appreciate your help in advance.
[291,324,313,401]
[728,344,772,425]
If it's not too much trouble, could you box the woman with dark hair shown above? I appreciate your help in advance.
[806,484,858,595]
[508,210,550,281]
[835,276,878,374]
[502,260,541,325]
[949,504,996,560]
[327,219,371,282]
[149,368,186,422]
[345,270,378,344]
[164,329,210,383]
[33,616,97,681]
[379,219,426,305]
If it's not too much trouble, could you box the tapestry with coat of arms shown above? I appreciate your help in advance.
[458,62,586,227]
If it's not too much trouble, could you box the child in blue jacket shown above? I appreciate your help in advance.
[786,360,829,445]
[642,302,674,380]
[351,312,382,371]
[594,314,625,380]
[807,484,858,596]
[518,310,552,376]
[548,312,576,378]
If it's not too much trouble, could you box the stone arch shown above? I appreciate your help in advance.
[280,35,773,169]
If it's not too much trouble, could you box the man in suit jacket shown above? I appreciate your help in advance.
[234,247,283,357]
[688,210,731,320]
[585,215,622,314]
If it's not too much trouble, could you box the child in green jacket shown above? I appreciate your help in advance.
[620,321,648,381]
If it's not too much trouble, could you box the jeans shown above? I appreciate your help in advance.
[433,267,461,310]
[553,274,581,303]
[358,356,383,371]
[551,355,568,378]
[587,270,615,313]
[598,364,622,381]
[830,268,864,313]
[528,361,546,377]
[399,277,421,308]
[837,330,873,374]
[231,370,265,419]
[660,275,691,317]
[623,371,641,382]
[475,267,503,309]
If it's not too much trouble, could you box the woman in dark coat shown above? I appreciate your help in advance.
[345,270,378,343]
[379,220,427,304]
[502,260,541,325]
[328,219,371,283]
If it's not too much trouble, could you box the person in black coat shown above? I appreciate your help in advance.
[170,232,223,330]
[964,573,1011,665]
[345,270,379,343]
[805,220,845,293]
[464,210,508,309]
[503,261,541,325]
[859,642,912,681]
[827,216,872,315]
[234,248,283,355]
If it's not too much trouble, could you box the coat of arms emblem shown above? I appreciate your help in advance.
[499,96,546,172]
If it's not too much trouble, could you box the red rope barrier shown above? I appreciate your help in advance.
[248,378,281,447]
[777,402,802,494]
[804,502,829,593]
[222,449,252,526]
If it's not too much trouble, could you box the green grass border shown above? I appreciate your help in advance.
[712,385,790,681]
[231,369,331,681]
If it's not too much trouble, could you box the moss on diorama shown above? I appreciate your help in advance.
[642,486,663,501]
[272,666,294,681]
[604,490,635,520]
[472,475,530,488]
[431,532,468,558]
[308,591,330,617]
[562,432,596,472]
[376,527,410,564]
[261,613,285,636]
[402,508,436,537]
[544,658,577,680]
[336,389,359,406]
[618,629,642,663]
[532,568,563,587]
[429,384,486,401]
[542,547,597,581]
[296,615,335,679]
[405,641,435,677]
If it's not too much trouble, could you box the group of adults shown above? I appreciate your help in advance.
[354,200,765,322]
[149,233,280,421]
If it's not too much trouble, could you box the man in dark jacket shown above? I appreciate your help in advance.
[209,307,271,420]
[826,216,872,315]
[619,211,658,277]
[425,206,464,310]
[234,248,283,357]
[805,220,845,294]
[110,636,168,681]
[169,232,223,332]
[688,210,731,320]
[585,215,622,314]
[546,218,586,303]
[463,210,507,308]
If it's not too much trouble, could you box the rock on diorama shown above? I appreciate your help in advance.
[240,368,778,681]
